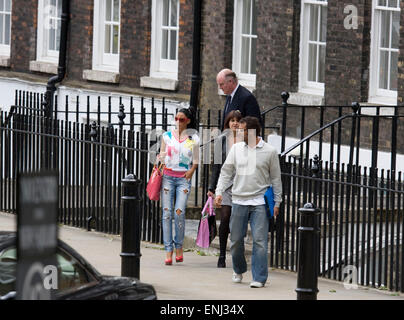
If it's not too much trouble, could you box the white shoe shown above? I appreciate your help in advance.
[232,272,243,283]
[250,281,264,288]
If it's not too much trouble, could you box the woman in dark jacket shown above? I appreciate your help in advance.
[207,110,243,268]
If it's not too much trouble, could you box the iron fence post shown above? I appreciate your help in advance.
[120,173,143,279]
[87,122,97,231]
[281,91,289,153]
[296,202,320,300]
[118,103,126,131]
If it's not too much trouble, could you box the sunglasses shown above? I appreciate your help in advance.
[175,117,188,122]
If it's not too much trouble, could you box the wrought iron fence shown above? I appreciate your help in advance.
[2,90,404,292]
[277,105,404,293]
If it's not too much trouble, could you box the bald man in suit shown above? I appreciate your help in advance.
[216,69,262,130]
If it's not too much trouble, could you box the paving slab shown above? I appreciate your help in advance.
[1,211,403,300]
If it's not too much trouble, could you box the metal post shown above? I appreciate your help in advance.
[120,174,143,279]
[189,0,202,111]
[43,0,70,119]
[87,122,97,231]
[281,91,289,153]
[296,203,320,300]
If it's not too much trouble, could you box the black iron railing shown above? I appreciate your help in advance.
[2,90,404,292]
[275,102,404,292]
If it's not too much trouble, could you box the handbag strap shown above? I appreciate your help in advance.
[208,196,215,216]
[201,197,210,216]
[202,196,215,216]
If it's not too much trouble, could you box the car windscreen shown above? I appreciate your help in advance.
[0,246,97,298]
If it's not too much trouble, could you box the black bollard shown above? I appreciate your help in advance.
[120,174,143,279]
[296,203,320,300]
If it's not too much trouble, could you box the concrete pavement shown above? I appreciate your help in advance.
[1,211,403,300]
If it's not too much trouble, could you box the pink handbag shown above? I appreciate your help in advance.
[196,196,216,248]
[146,164,164,201]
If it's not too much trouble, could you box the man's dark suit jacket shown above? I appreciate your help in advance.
[221,84,262,130]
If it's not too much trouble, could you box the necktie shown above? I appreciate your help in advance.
[224,95,231,115]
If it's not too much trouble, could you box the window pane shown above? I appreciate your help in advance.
[0,247,17,296]
[49,27,55,50]
[4,14,10,44]
[0,0,4,12]
[57,0,62,16]
[380,10,391,48]
[391,11,400,49]
[318,45,326,83]
[56,250,92,291]
[105,0,112,21]
[169,29,177,60]
[113,25,119,54]
[0,15,3,44]
[170,0,177,27]
[320,5,327,42]
[378,0,387,6]
[5,0,11,11]
[5,14,10,45]
[56,19,61,50]
[105,25,111,53]
[113,0,119,22]
[252,0,257,35]
[242,0,251,34]
[161,29,168,59]
[379,50,389,89]
[388,0,398,8]
[241,37,250,73]
[162,0,169,26]
[390,51,398,90]
[251,37,257,74]
[309,5,319,41]
[308,44,318,82]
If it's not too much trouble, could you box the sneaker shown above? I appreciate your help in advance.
[232,272,243,283]
[250,281,264,288]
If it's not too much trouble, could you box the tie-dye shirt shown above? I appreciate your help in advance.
[162,131,199,172]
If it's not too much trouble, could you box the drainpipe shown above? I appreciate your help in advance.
[189,0,202,114]
[43,0,70,119]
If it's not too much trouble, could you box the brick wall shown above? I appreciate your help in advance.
[67,0,93,81]
[177,0,193,94]
[10,0,37,72]
[120,0,151,89]
[5,0,404,112]
[199,0,234,113]
[397,1,404,104]
[324,0,368,106]
[255,0,295,109]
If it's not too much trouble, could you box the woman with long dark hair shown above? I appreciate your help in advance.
[207,110,243,268]
[159,108,199,265]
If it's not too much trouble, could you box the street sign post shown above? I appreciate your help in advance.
[16,171,59,300]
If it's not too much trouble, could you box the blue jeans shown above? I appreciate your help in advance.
[230,204,269,284]
[161,175,191,252]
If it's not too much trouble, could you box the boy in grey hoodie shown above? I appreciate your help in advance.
[214,116,282,288]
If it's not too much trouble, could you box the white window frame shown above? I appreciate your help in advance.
[92,0,121,73]
[232,0,257,90]
[150,0,179,80]
[299,0,327,96]
[369,0,400,105]
[0,0,12,56]
[36,0,62,63]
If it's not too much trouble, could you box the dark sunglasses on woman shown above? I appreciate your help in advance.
[175,117,188,122]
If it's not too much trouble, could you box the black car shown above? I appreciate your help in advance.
[0,231,157,300]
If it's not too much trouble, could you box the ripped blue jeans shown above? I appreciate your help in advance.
[161,175,191,252]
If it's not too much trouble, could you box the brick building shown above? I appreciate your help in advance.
[0,0,403,114]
